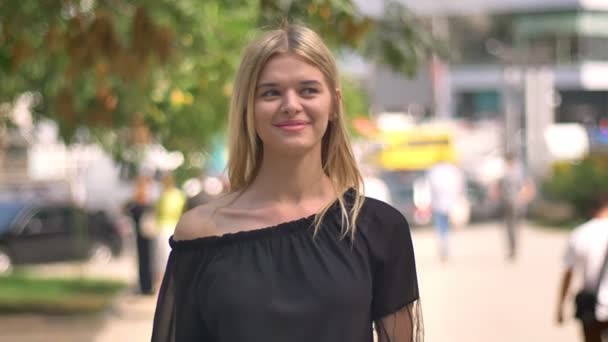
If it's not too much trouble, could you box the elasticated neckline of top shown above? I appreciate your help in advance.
[169,190,356,249]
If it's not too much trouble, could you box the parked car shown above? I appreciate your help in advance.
[0,201,127,273]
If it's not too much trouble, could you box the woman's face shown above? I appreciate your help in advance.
[253,53,335,156]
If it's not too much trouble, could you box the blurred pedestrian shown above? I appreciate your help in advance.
[499,152,536,261]
[427,151,465,262]
[124,174,156,295]
[556,198,608,342]
[151,24,423,342]
[154,172,186,288]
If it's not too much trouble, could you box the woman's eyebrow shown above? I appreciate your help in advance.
[300,80,322,86]
[256,80,322,89]
[256,82,278,89]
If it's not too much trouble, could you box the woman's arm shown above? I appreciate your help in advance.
[375,301,423,342]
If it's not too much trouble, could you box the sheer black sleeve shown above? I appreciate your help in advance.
[364,200,424,342]
[151,239,211,342]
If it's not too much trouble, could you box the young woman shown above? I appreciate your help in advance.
[152,24,423,342]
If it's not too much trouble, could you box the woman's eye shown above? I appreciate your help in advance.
[301,88,319,96]
[261,90,280,97]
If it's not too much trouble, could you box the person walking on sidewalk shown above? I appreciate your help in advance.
[556,198,608,342]
[427,152,465,262]
[152,23,423,342]
[124,174,156,295]
[499,151,535,260]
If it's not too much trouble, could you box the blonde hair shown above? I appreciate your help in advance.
[226,24,365,238]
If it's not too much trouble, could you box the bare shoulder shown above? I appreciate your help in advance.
[173,193,237,241]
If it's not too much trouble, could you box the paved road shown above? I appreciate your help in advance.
[415,221,579,342]
[1,222,582,341]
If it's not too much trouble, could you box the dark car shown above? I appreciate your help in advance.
[0,201,127,273]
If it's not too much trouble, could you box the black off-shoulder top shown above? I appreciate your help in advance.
[151,191,423,342]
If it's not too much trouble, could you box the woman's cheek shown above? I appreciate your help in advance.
[255,102,278,118]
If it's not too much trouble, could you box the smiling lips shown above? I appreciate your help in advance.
[274,120,310,132]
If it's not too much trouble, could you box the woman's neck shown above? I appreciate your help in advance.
[245,150,333,205]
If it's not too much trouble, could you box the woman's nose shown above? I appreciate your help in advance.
[281,90,303,115]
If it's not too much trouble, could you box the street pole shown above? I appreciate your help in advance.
[489,38,556,178]
[524,67,556,178]
[430,14,451,119]
[502,66,524,158]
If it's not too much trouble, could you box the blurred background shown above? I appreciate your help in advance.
[1,0,608,341]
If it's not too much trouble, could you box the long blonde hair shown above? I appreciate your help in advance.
[227,24,364,238]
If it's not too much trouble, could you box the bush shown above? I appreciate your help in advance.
[543,153,608,220]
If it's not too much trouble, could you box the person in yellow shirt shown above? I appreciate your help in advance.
[155,172,186,287]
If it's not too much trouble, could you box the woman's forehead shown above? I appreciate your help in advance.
[257,53,326,83]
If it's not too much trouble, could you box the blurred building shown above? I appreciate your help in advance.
[0,127,29,183]
[356,0,608,177]
[372,0,608,123]
[0,110,130,210]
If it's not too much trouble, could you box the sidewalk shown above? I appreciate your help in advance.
[0,313,106,342]
[94,292,157,342]
[91,249,157,341]
[415,221,579,342]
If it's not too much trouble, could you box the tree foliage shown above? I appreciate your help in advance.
[0,0,435,164]
[543,153,608,219]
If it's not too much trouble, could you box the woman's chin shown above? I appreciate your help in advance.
[265,140,321,156]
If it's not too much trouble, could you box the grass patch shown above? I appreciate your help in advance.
[0,273,127,315]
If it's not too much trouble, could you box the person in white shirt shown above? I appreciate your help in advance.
[499,152,536,261]
[557,198,608,342]
[426,155,465,262]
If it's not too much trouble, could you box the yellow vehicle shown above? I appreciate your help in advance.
[377,128,455,171]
